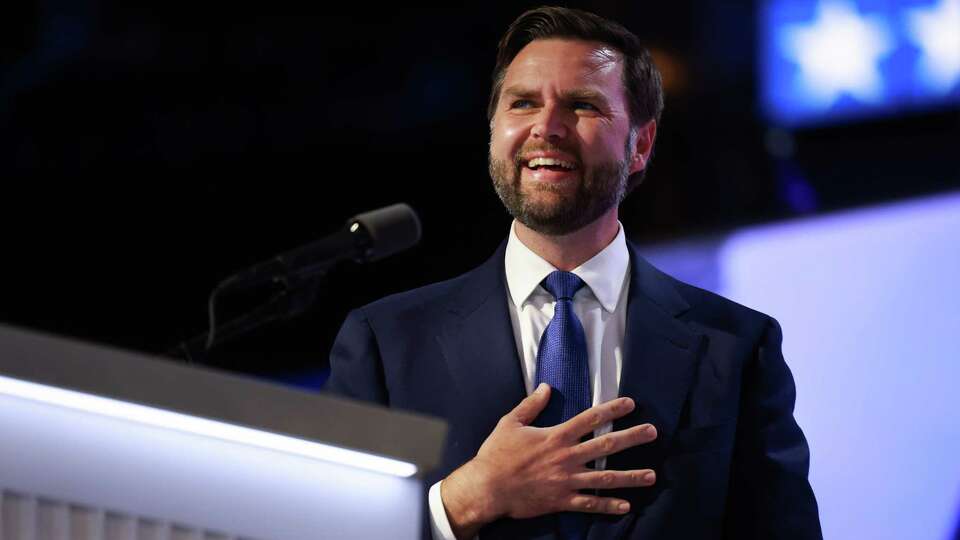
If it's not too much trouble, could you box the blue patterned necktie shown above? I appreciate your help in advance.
[534,271,591,540]
[534,270,591,427]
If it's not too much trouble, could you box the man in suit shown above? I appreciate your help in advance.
[326,6,821,539]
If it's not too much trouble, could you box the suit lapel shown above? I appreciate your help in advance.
[615,243,701,444]
[590,242,703,540]
[435,242,527,447]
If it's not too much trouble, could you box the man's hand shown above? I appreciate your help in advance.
[440,383,658,539]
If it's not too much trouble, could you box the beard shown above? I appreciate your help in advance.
[489,139,632,236]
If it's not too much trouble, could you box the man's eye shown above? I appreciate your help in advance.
[510,99,534,109]
[573,102,598,111]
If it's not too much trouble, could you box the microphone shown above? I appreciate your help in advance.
[223,203,422,290]
[179,203,422,356]
[349,203,423,262]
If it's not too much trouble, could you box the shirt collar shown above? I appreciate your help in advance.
[504,220,630,313]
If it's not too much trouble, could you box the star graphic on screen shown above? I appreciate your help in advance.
[780,1,894,109]
[906,0,960,94]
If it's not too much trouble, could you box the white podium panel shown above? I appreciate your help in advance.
[0,325,446,540]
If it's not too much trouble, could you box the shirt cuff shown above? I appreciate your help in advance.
[428,480,459,540]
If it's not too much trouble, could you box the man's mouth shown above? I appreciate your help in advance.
[524,157,578,173]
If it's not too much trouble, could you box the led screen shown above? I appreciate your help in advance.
[760,0,960,126]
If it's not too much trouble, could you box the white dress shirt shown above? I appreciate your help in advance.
[428,221,631,540]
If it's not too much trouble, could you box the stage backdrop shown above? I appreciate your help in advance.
[643,190,960,540]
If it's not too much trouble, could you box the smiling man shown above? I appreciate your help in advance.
[326,7,821,540]
[489,36,646,241]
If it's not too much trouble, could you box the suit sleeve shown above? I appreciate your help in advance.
[324,308,449,540]
[723,317,823,539]
[324,308,389,405]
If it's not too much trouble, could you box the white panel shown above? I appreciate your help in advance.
[2,493,36,540]
[168,526,201,540]
[0,496,243,540]
[136,521,169,540]
[104,514,136,540]
[0,391,421,540]
[35,501,68,540]
[68,507,103,540]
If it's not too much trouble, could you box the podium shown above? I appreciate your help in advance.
[0,324,446,540]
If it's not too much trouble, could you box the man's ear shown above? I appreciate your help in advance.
[628,120,657,175]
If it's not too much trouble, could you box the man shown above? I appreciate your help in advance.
[326,6,821,540]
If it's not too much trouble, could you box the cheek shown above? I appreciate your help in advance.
[491,121,527,157]
[580,132,627,164]
[574,125,604,148]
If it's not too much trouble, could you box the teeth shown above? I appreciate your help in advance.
[527,157,576,170]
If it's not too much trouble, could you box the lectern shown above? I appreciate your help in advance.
[0,324,446,540]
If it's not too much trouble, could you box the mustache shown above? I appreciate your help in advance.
[513,143,581,167]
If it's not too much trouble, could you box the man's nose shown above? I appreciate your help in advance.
[530,104,568,140]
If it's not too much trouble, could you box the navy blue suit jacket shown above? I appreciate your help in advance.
[326,240,822,539]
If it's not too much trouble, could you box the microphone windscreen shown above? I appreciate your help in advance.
[349,203,422,261]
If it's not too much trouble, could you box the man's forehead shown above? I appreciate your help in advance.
[508,38,624,74]
[500,38,626,103]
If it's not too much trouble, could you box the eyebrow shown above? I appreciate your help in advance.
[501,85,611,106]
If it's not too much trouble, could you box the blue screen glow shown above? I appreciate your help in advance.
[760,0,960,126]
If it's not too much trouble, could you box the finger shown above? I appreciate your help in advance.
[507,383,551,425]
[559,397,636,439]
[569,424,657,463]
[563,494,632,515]
[569,469,656,490]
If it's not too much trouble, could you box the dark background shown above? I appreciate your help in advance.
[2,0,957,387]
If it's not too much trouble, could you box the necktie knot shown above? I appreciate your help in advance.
[542,271,585,302]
